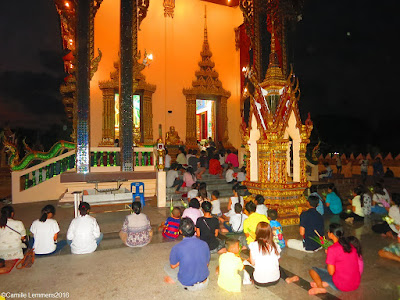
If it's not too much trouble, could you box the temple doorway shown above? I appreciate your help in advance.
[196,99,215,142]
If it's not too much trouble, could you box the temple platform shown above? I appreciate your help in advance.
[0,199,398,299]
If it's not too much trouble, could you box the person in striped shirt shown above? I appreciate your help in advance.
[161,208,181,239]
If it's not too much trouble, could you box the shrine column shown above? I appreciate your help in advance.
[142,90,154,145]
[185,94,197,148]
[99,88,115,146]
[120,0,135,171]
[292,139,301,182]
[75,0,91,173]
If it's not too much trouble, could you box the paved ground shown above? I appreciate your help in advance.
[1,199,400,300]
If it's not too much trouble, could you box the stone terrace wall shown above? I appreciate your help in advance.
[317,153,400,178]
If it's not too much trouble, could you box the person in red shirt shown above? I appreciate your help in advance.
[308,223,363,295]
[225,149,239,168]
[209,154,223,178]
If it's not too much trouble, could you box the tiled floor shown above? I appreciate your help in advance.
[1,200,399,300]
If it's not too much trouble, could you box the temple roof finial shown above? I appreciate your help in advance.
[204,5,208,45]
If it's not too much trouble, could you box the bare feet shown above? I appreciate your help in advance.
[310,281,329,288]
[175,190,181,194]
[308,287,327,295]
[164,276,175,284]
[285,276,299,284]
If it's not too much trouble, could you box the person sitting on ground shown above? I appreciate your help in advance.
[222,203,248,235]
[371,182,390,214]
[164,148,171,170]
[211,190,222,217]
[236,166,246,183]
[378,231,400,263]
[166,163,184,193]
[225,163,237,184]
[310,185,324,215]
[255,195,268,217]
[224,184,244,219]
[164,218,210,291]
[196,201,225,254]
[340,185,366,224]
[188,149,199,173]
[384,167,394,178]
[197,150,209,180]
[225,149,239,168]
[325,183,343,215]
[319,162,333,179]
[243,201,269,247]
[209,154,223,178]
[244,222,299,287]
[119,201,152,247]
[176,146,187,166]
[30,205,66,255]
[67,202,102,254]
[160,207,181,240]
[372,193,400,238]
[183,166,196,190]
[308,223,363,295]
[182,198,203,226]
[287,195,324,252]
[268,209,285,249]
[187,182,199,200]
[217,238,244,293]
[196,185,211,206]
[0,205,26,260]
[186,149,194,162]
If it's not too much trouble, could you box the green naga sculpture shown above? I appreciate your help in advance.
[2,134,75,171]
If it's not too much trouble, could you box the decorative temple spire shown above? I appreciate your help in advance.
[263,19,286,88]
[183,5,230,97]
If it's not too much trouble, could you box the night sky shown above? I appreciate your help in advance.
[0,0,399,154]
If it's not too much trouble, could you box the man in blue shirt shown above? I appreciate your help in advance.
[164,218,210,291]
[287,195,325,252]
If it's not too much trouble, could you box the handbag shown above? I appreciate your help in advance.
[16,248,35,269]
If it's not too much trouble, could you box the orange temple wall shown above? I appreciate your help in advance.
[90,0,243,148]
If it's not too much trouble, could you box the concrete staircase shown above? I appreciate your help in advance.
[166,170,235,207]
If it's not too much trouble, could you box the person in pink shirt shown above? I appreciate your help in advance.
[225,150,239,168]
[183,167,196,189]
[182,198,203,226]
[308,223,363,295]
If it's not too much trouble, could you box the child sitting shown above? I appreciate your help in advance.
[160,207,181,239]
[187,182,199,200]
[217,238,244,293]
[236,166,246,183]
[211,190,222,217]
[225,163,237,184]
[268,209,285,249]
[255,195,268,217]
[222,203,248,234]
[182,198,203,226]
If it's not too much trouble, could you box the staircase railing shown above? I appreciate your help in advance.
[14,147,156,192]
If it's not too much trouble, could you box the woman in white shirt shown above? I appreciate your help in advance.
[176,147,187,166]
[30,205,66,255]
[0,206,26,260]
[67,202,102,254]
[340,186,365,223]
[372,193,400,238]
[224,185,244,218]
[244,222,298,287]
